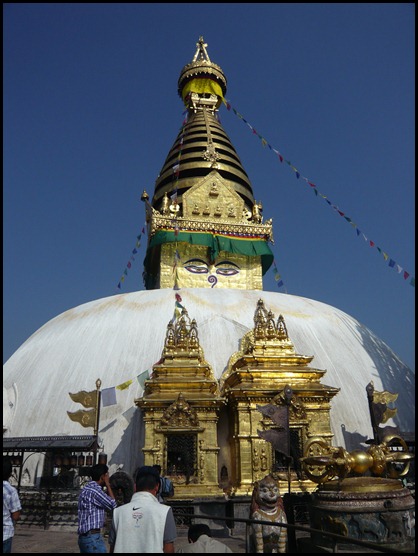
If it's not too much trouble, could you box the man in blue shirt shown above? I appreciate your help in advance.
[78,463,117,553]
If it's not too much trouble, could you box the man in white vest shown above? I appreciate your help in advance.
[109,466,177,553]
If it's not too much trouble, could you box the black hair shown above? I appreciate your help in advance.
[134,466,160,492]
[90,463,109,481]
[3,457,13,481]
[188,523,212,542]
[152,464,162,474]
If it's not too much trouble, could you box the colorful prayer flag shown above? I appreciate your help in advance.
[102,387,117,407]
[116,379,133,391]
[137,370,150,389]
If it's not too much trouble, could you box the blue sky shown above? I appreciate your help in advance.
[3,3,415,372]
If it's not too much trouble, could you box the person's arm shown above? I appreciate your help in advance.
[103,472,116,500]
[96,476,117,510]
[163,508,177,553]
[11,510,21,522]
[163,541,175,553]
[108,517,116,553]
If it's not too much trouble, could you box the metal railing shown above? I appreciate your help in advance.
[174,509,414,554]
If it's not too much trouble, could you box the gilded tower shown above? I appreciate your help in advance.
[136,38,338,499]
[141,37,274,291]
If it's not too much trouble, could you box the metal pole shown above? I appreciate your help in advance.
[94,378,102,464]
[366,382,379,444]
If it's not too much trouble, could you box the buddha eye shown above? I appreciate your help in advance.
[184,258,209,274]
[215,260,240,276]
[184,264,209,274]
[216,267,239,276]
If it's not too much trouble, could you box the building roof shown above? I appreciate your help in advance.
[3,435,97,452]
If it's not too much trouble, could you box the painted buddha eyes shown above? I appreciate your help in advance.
[183,259,209,274]
[183,258,240,276]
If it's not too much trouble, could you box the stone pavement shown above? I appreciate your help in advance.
[11,526,247,553]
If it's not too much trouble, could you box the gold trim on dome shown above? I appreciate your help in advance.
[150,212,273,240]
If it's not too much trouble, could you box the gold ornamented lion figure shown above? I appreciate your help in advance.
[249,473,287,553]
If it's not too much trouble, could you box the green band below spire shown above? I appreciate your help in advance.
[144,230,274,287]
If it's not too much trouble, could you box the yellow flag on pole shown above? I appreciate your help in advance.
[69,390,98,408]
[373,390,398,405]
[67,409,96,428]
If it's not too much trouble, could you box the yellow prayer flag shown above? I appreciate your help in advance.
[67,409,96,428]
[116,379,133,391]
[69,390,98,408]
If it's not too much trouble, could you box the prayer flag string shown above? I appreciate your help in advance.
[116,224,146,291]
[272,259,287,292]
[224,99,414,288]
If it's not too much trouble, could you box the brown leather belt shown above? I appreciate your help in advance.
[80,529,101,536]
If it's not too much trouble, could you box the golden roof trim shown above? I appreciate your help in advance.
[148,211,273,241]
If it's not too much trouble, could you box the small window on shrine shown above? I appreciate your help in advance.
[166,434,197,483]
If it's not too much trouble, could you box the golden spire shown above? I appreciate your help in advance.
[143,39,274,290]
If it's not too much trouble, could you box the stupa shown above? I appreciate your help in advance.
[3,39,414,509]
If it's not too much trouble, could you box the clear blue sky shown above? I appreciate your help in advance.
[3,3,415,372]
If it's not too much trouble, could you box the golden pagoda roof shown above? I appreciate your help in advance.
[152,36,255,212]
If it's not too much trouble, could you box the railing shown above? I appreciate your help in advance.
[170,507,414,554]
[16,489,414,553]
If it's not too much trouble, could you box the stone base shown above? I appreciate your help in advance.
[309,477,415,550]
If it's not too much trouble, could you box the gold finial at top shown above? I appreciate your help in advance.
[193,36,211,62]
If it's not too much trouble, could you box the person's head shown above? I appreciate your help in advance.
[152,464,162,475]
[134,466,160,495]
[188,523,212,543]
[3,457,13,481]
[90,463,109,483]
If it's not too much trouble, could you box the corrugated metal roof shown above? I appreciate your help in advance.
[3,435,97,452]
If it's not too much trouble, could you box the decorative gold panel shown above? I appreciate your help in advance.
[160,243,262,290]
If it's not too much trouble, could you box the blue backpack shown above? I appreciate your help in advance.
[160,476,174,498]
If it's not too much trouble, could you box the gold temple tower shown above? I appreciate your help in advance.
[136,37,339,499]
